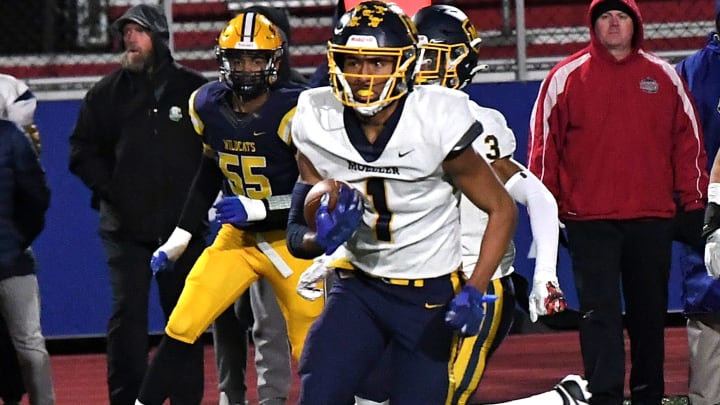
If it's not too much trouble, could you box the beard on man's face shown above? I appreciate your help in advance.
[121,49,153,72]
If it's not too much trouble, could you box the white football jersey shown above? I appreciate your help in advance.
[293,86,479,279]
[460,101,517,280]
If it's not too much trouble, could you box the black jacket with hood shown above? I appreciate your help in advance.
[69,4,208,242]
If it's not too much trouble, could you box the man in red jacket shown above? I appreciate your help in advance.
[527,0,707,404]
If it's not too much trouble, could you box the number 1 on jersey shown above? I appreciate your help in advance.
[366,178,393,242]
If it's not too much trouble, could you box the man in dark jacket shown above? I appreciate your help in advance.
[68,5,208,405]
[0,117,53,405]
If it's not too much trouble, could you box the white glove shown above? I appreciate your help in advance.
[297,248,348,300]
[150,227,192,273]
[297,255,334,301]
[704,229,720,279]
[528,272,567,322]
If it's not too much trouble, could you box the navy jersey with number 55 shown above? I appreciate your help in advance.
[189,81,305,204]
[190,82,305,231]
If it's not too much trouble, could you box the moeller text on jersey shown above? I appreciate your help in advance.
[347,161,400,175]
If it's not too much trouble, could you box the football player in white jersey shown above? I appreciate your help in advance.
[412,5,583,405]
[348,5,585,405]
[285,2,517,404]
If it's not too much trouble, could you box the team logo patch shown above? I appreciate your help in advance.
[639,77,658,94]
[169,106,183,122]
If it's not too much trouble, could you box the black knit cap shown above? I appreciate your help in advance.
[591,0,635,26]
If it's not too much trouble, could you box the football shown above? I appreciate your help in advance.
[303,179,348,230]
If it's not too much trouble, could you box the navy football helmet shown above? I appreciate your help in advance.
[328,1,419,116]
[412,5,482,89]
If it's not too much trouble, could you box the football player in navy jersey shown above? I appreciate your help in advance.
[134,12,324,405]
[285,2,517,404]
[209,7,307,405]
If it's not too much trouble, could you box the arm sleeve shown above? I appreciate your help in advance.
[671,77,708,211]
[12,127,50,246]
[505,169,559,273]
[68,91,114,205]
[176,152,224,234]
[286,182,323,259]
[527,73,562,198]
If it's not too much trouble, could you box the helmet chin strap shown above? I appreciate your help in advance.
[456,64,488,89]
[470,64,489,75]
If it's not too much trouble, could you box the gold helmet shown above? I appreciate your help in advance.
[328,1,418,116]
[216,12,284,98]
[412,5,482,89]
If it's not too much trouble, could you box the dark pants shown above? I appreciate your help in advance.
[356,274,516,404]
[0,313,24,404]
[565,219,672,405]
[100,230,206,405]
[299,270,458,405]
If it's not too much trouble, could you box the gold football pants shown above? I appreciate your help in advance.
[166,224,324,360]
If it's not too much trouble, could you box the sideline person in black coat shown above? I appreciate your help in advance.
[68,5,208,405]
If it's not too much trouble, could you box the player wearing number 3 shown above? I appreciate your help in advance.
[134,12,324,404]
[285,2,517,404]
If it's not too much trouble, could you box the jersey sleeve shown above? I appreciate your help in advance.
[277,106,297,147]
[188,88,204,137]
[290,90,313,155]
[469,102,517,162]
[425,88,481,158]
[188,85,217,156]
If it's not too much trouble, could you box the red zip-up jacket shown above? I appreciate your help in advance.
[527,0,707,221]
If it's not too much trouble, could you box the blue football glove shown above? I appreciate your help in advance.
[445,285,497,336]
[150,227,192,274]
[315,185,363,255]
[150,251,171,274]
[213,195,267,224]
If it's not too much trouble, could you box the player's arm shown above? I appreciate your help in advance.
[151,148,223,273]
[176,148,224,232]
[445,147,517,293]
[443,133,517,336]
[286,151,326,259]
[492,157,559,272]
[492,157,567,320]
[286,151,363,257]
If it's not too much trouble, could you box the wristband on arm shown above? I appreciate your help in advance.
[703,183,720,239]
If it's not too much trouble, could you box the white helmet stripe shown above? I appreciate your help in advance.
[242,12,256,43]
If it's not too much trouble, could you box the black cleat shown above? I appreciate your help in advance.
[554,374,591,405]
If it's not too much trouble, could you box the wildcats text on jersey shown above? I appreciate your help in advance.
[347,161,400,175]
[223,140,256,152]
